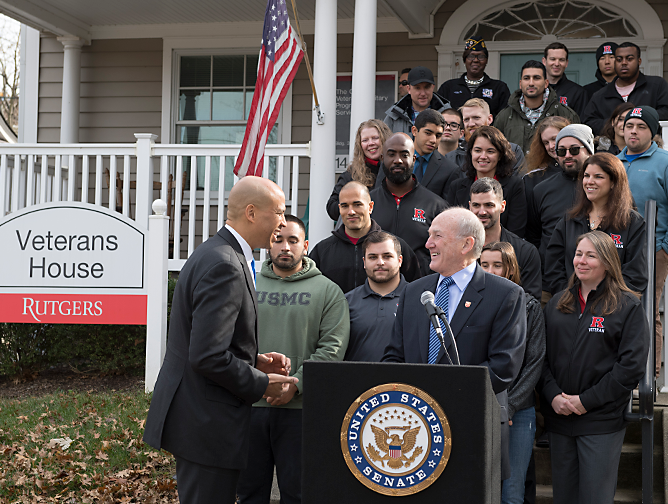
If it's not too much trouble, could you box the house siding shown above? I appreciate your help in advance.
[37,35,162,143]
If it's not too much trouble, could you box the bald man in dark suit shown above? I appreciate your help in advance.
[144,176,298,503]
[382,207,526,481]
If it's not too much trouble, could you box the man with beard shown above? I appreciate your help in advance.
[525,124,594,302]
[310,181,420,293]
[495,60,579,154]
[370,133,449,274]
[436,38,510,118]
[344,231,407,362]
[583,42,618,99]
[236,215,350,504]
[469,178,541,299]
[584,42,668,135]
[444,98,526,173]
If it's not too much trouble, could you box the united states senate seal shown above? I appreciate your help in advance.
[340,383,451,496]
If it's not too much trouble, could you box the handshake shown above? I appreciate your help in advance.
[257,352,299,406]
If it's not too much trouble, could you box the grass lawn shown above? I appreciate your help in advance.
[0,389,177,503]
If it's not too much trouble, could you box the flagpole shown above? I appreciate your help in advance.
[290,0,325,124]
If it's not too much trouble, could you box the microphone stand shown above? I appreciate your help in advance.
[434,306,461,366]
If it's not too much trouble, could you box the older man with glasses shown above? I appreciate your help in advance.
[437,39,511,118]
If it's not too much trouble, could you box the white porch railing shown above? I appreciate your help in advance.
[0,134,310,272]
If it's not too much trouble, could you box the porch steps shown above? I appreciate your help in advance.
[535,406,665,504]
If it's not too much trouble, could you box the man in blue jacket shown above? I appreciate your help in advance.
[618,105,668,377]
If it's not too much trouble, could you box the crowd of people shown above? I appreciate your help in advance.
[144,37,668,504]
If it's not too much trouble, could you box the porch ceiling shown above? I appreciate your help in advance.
[0,0,443,41]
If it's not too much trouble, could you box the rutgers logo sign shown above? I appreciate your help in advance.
[610,234,623,248]
[589,316,605,332]
[559,96,568,106]
[412,208,426,223]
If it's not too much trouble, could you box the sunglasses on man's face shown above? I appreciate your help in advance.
[399,80,409,86]
[556,146,585,157]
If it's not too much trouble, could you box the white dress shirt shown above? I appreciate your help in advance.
[435,261,477,322]
[225,224,256,287]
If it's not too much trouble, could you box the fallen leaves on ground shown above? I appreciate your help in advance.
[0,389,178,503]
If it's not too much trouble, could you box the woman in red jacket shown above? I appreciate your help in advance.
[539,230,648,504]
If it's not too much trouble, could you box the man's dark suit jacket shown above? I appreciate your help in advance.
[376,150,460,201]
[382,265,527,478]
[143,227,269,469]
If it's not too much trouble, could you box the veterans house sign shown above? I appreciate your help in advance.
[0,202,147,324]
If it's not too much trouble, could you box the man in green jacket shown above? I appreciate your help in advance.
[495,60,579,154]
[236,214,350,504]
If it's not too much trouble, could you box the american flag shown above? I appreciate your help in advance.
[234,0,304,177]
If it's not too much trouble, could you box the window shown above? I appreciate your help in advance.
[176,54,279,189]
[464,0,639,41]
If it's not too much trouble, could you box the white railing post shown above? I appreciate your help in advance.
[135,133,158,229]
[145,199,170,393]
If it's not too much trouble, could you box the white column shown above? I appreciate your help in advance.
[58,37,84,144]
[348,0,377,160]
[308,0,338,246]
[18,25,40,143]
[145,199,170,393]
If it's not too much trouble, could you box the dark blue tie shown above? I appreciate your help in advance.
[428,277,454,364]
[414,156,425,182]
[251,258,256,287]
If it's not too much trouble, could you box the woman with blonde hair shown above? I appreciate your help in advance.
[326,119,392,220]
[539,231,648,504]
[480,241,545,504]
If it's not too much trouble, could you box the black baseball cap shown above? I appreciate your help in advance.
[408,66,435,86]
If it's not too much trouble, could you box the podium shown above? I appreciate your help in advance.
[302,361,501,503]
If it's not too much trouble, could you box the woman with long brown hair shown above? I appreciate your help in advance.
[446,125,527,236]
[539,231,648,504]
[480,241,545,504]
[523,116,571,194]
[544,152,647,294]
[326,119,392,220]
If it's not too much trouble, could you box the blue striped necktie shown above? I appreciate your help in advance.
[251,258,256,287]
[428,276,454,364]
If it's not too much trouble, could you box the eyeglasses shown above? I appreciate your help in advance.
[556,146,585,157]
[465,54,488,62]
[399,80,409,86]
[444,122,462,130]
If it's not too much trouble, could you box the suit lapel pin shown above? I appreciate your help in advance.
[465,301,471,308]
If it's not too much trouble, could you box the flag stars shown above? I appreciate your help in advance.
[272,15,277,21]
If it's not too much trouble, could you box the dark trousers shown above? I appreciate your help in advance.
[175,456,240,504]
[548,429,625,504]
[236,407,303,504]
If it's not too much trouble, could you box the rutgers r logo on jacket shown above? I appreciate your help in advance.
[610,234,623,248]
[413,208,426,223]
[590,316,605,332]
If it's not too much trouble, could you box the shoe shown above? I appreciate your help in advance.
[535,432,549,448]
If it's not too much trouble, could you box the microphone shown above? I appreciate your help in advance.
[421,291,453,365]
[421,291,460,365]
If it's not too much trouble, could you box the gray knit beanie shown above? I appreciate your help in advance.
[556,124,595,155]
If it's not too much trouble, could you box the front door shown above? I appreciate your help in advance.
[500,52,597,92]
